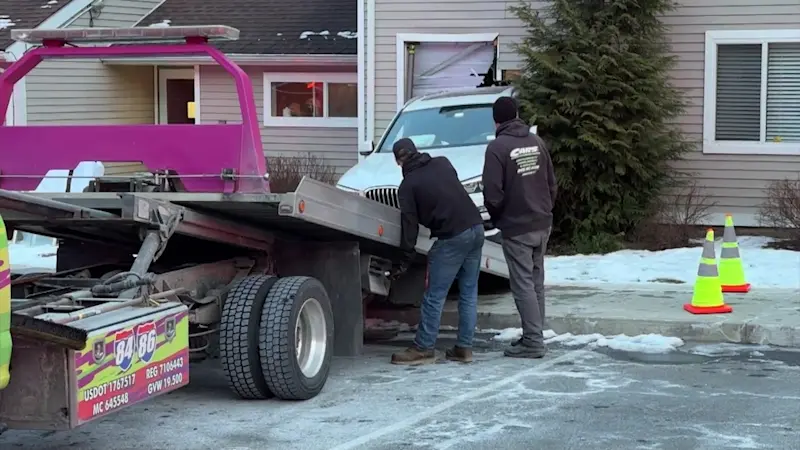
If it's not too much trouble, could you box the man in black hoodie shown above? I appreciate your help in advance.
[483,96,557,359]
[389,138,485,366]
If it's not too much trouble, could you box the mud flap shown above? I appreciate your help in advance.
[0,215,11,390]
[73,304,189,426]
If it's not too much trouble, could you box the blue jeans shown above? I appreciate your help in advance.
[414,224,485,350]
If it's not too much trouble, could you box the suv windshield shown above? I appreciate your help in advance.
[376,104,495,152]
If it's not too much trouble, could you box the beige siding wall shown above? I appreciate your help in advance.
[25,0,160,126]
[369,0,800,225]
[199,66,358,175]
[663,1,800,224]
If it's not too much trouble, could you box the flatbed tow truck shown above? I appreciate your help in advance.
[0,25,509,432]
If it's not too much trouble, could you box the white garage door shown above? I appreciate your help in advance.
[410,41,496,99]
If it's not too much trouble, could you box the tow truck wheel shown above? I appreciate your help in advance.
[259,276,334,401]
[220,274,279,400]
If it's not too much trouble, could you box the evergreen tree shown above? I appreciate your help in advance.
[510,0,694,252]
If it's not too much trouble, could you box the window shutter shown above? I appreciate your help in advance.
[715,44,762,141]
[766,43,800,143]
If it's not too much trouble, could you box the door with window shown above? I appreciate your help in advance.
[158,68,196,124]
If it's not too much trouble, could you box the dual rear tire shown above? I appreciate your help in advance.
[219,275,334,401]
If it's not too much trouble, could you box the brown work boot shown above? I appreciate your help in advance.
[391,346,436,366]
[445,346,473,363]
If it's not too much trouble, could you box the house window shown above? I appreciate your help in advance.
[264,73,358,128]
[704,30,800,155]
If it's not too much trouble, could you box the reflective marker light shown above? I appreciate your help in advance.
[10,25,240,45]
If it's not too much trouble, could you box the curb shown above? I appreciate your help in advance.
[367,307,800,348]
[449,311,800,348]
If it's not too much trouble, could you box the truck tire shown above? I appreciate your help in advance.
[220,274,278,400]
[259,276,334,400]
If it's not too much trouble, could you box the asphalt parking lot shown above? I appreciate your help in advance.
[3,333,800,450]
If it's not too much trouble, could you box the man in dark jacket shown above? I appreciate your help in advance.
[390,138,485,366]
[482,96,557,359]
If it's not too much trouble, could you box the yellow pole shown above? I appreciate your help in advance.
[0,215,11,389]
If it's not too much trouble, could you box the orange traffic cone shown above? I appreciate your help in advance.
[684,229,733,315]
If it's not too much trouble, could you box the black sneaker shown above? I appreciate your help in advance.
[504,343,546,359]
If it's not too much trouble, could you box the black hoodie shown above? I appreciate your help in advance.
[482,118,557,237]
[397,152,483,255]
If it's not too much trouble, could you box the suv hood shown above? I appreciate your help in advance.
[337,144,486,191]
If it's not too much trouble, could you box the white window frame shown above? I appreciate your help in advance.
[704,29,800,156]
[263,73,358,128]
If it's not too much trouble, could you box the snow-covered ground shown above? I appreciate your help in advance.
[546,235,800,289]
[9,242,58,274]
[7,233,799,290]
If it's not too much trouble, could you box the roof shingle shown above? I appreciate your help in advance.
[140,0,357,55]
[0,0,70,50]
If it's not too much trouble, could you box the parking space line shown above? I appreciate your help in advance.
[329,349,589,450]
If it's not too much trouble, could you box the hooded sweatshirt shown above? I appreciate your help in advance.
[397,152,483,255]
[482,118,557,237]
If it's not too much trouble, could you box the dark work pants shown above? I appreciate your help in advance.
[501,228,551,347]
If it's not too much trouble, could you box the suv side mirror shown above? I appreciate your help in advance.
[359,140,375,156]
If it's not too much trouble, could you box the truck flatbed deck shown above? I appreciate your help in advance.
[15,178,509,278]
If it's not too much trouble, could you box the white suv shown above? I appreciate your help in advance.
[337,85,535,243]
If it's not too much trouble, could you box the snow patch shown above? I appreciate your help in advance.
[300,30,329,39]
[0,18,15,29]
[687,343,774,357]
[42,1,58,9]
[9,243,58,273]
[547,332,605,347]
[546,235,799,289]
[490,328,685,354]
[596,334,684,354]
[490,328,557,342]
[299,30,355,39]
[149,20,171,28]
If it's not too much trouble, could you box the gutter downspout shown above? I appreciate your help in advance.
[357,0,366,160]
[366,0,376,145]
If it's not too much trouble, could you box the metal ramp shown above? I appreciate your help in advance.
[7,177,509,278]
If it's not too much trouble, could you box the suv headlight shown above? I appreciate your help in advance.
[461,176,483,194]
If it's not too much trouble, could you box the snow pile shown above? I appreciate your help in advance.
[546,235,800,289]
[337,31,357,39]
[491,327,685,354]
[595,334,685,353]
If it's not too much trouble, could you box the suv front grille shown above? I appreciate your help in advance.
[364,187,400,209]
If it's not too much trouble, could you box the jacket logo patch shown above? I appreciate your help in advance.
[509,146,541,176]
